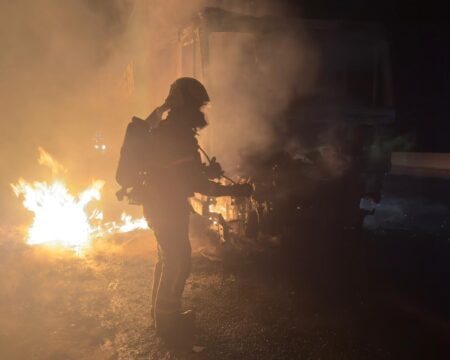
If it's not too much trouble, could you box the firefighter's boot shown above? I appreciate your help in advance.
[155,310,195,349]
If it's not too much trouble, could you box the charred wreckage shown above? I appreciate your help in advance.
[116,7,394,259]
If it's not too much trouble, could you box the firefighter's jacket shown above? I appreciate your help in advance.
[145,117,207,200]
[116,110,241,204]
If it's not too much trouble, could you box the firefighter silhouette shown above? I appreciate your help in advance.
[116,77,252,346]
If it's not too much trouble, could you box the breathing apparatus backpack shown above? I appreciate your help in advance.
[115,106,228,205]
[115,117,148,204]
[115,109,165,205]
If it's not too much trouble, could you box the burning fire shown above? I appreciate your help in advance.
[12,148,148,253]
[99,212,150,235]
[12,178,104,250]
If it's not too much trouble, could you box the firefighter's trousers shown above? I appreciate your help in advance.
[144,198,191,320]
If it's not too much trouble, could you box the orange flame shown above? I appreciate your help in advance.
[12,179,104,252]
[12,148,148,254]
[37,146,67,176]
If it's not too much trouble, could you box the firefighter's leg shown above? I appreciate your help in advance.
[173,214,191,300]
[150,244,163,321]
[154,230,183,321]
[154,225,188,322]
[145,199,194,345]
[154,244,195,347]
[144,212,163,322]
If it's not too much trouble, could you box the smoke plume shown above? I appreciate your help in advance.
[0,0,309,224]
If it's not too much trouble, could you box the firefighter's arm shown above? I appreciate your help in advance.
[189,140,252,197]
[193,161,253,197]
[187,156,252,197]
[144,103,170,128]
[203,157,224,179]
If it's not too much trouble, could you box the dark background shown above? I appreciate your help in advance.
[285,0,450,152]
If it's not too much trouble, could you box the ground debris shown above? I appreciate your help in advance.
[2,230,435,359]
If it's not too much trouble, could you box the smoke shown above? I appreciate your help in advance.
[194,3,318,172]
[203,28,317,171]
[0,0,125,223]
[0,0,206,224]
[0,0,314,224]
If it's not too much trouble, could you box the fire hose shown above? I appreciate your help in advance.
[197,145,237,184]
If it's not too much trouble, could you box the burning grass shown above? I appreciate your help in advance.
[11,148,148,254]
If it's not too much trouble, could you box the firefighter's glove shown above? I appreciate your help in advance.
[116,188,127,201]
[204,157,224,180]
[228,183,253,198]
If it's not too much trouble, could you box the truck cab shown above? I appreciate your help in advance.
[180,7,395,240]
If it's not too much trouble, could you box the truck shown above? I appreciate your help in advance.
[177,7,395,247]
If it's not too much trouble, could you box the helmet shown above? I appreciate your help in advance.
[165,77,210,109]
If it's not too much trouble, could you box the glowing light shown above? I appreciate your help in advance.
[12,148,149,254]
[12,179,104,253]
[94,144,107,151]
[209,203,227,216]
[102,213,149,234]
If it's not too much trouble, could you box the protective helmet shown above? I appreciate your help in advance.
[165,77,210,109]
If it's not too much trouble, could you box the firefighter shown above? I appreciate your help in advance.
[141,78,252,345]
